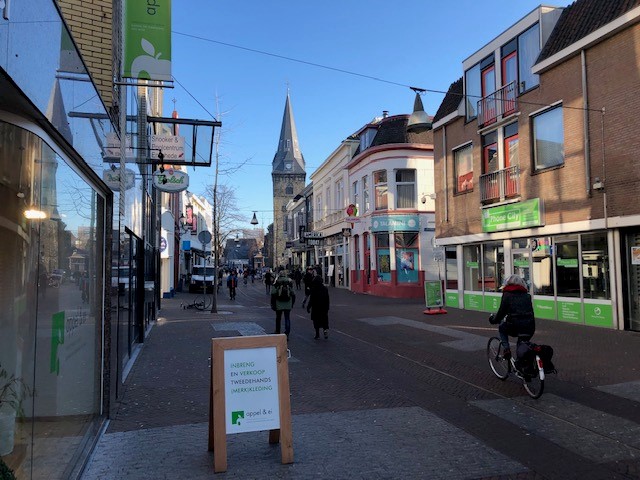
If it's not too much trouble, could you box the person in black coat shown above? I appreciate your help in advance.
[490,274,535,359]
[307,276,330,339]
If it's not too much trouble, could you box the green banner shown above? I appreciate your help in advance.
[484,295,501,312]
[533,298,557,319]
[424,281,443,308]
[464,293,483,311]
[481,198,543,232]
[557,257,578,268]
[124,0,172,81]
[445,292,459,308]
[584,303,613,328]
[558,300,582,323]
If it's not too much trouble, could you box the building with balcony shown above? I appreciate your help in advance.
[432,1,640,330]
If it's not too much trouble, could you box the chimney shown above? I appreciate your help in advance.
[382,110,389,118]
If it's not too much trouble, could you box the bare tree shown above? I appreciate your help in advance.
[203,183,246,260]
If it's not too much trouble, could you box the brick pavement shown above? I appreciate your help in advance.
[81,284,640,479]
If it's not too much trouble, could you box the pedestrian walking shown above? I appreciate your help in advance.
[293,267,302,291]
[301,267,314,308]
[270,267,295,338]
[264,269,273,295]
[227,270,238,300]
[307,275,330,339]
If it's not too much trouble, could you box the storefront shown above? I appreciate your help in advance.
[0,2,115,477]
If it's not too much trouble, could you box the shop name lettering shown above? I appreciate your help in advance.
[489,211,521,223]
[67,312,88,336]
[156,175,185,184]
[146,0,162,15]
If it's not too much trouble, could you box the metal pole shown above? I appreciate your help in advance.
[210,104,221,313]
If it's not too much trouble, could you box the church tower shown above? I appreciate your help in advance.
[272,92,306,267]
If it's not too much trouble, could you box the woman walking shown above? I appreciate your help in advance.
[307,276,330,339]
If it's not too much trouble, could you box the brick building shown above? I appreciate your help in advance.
[432,0,640,330]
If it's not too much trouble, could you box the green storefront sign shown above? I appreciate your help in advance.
[481,198,543,232]
[557,258,578,268]
[484,295,501,312]
[584,303,613,328]
[533,298,557,320]
[464,293,483,311]
[558,300,582,323]
[445,292,459,308]
[124,0,172,81]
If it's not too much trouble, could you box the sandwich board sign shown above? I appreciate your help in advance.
[209,334,293,472]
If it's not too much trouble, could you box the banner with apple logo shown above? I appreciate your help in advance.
[123,0,172,81]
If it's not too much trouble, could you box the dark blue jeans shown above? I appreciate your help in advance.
[275,309,291,336]
[499,321,532,350]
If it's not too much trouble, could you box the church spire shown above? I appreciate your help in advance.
[272,92,305,174]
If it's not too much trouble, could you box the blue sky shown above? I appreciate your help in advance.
[169,0,573,230]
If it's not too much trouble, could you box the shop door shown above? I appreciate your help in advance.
[511,249,532,291]
[625,232,640,331]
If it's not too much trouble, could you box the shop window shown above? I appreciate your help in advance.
[482,242,504,292]
[395,169,416,209]
[482,132,498,174]
[582,233,610,299]
[395,232,419,283]
[556,237,580,297]
[454,144,473,193]
[374,170,388,210]
[463,245,481,291]
[445,247,458,290]
[465,63,481,121]
[518,23,540,93]
[362,175,370,213]
[354,234,360,282]
[532,237,554,296]
[375,233,391,282]
[532,105,564,171]
[352,180,359,212]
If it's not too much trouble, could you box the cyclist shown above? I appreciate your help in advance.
[489,274,535,361]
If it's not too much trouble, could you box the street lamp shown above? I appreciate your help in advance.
[250,211,259,225]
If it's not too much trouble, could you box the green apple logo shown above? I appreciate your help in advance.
[131,38,171,80]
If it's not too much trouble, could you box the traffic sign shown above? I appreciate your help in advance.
[198,230,212,245]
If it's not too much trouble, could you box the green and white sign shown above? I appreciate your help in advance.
[464,293,483,311]
[481,198,544,232]
[371,214,419,232]
[584,302,613,328]
[424,281,443,308]
[558,300,582,323]
[124,0,172,81]
[484,294,501,312]
[152,168,189,192]
[445,292,459,308]
[533,298,557,319]
[224,347,280,434]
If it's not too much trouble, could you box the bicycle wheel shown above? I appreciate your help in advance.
[194,295,212,311]
[487,337,509,380]
[523,358,544,399]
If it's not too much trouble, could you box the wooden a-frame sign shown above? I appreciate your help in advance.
[208,334,293,473]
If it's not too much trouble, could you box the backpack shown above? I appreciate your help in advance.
[532,344,557,374]
[276,282,292,301]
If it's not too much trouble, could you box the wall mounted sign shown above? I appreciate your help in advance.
[152,168,188,192]
[481,198,544,232]
[371,214,419,232]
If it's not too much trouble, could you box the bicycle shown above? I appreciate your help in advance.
[487,335,545,399]
[181,295,212,311]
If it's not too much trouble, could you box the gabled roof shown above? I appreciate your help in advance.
[537,0,640,63]
[433,77,463,123]
[272,93,305,175]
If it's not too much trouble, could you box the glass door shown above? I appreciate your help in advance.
[625,232,640,331]
[512,249,532,291]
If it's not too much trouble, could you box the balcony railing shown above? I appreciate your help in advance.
[477,81,518,128]
[479,165,520,203]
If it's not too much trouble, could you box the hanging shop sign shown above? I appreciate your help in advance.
[102,168,136,191]
[150,134,185,161]
[123,0,172,81]
[481,198,544,232]
[371,214,419,232]
[303,231,323,239]
[103,133,136,162]
[152,168,188,192]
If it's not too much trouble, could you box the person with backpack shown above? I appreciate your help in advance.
[307,275,330,339]
[489,274,535,361]
[270,267,295,338]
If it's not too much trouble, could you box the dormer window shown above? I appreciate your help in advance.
[359,127,377,151]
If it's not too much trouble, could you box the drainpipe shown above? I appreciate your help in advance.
[581,50,592,197]
[442,125,448,222]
